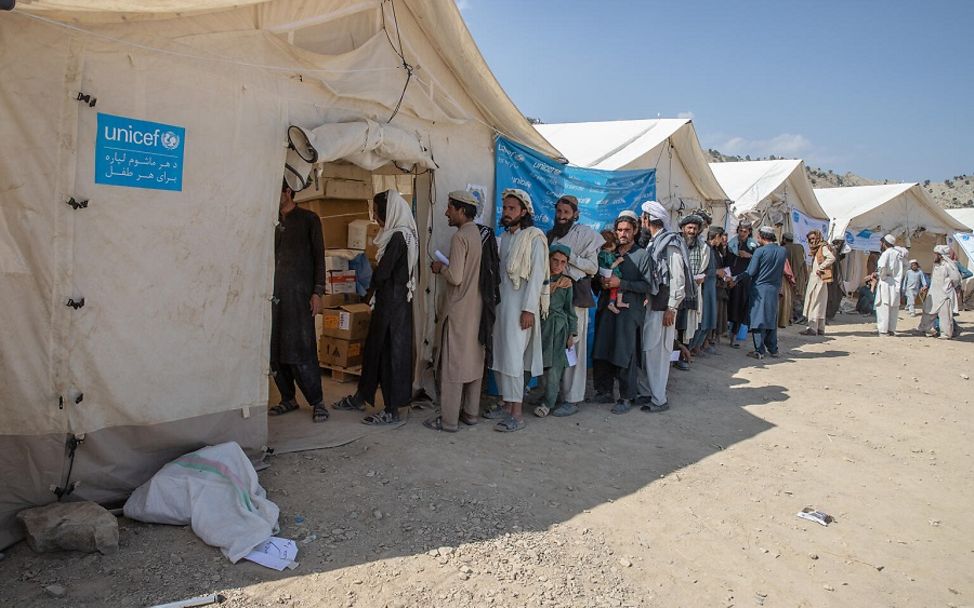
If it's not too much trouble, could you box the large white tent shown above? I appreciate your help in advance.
[816,184,969,289]
[709,159,827,228]
[0,0,560,548]
[535,119,729,222]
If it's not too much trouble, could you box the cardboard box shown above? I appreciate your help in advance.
[325,270,356,295]
[318,336,365,368]
[321,303,371,340]
[324,178,372,201]
[348,219,380,250]
[325,255,349,272]
[298,198,370,249]
[319,293,360,308]
[295,163,373,203]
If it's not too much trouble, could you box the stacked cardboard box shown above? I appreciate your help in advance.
[318,303,371,369]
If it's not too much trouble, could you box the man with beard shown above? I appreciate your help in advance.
[547,194,604,415]
[425,191,484,432]
[727,220,758,348]
[678,214,707,361]
[871,234,904,336]
[800,229,835,336]
[591,211,653,414]
[487,188,548,432]
[270,180,327,423]
[637,201,692,412]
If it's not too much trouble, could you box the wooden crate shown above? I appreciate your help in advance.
[320,363,362,383]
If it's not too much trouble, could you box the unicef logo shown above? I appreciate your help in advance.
[161,131,181,150]
[845,231,855,245]
[792,211,800,223]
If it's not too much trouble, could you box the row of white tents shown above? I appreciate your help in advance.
[0,0,971,547]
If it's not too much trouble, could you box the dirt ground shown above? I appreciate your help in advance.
[2,311,973,608]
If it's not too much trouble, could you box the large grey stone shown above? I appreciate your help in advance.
[17,501,118,555]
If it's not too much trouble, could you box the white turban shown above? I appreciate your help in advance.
[882,234,896,245]
[933,244,950,256]
[640,200,670,231]
[501,188,534,216]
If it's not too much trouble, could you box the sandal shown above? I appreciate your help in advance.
[533,405,550,418]
[423,416,458,433]
[312,404,329,423]
[269,401,299,416]
[459,413,480,426]
[551,403,579,417]
[333,395,365,411]
[493,415,525,432]
[362,410,399,425]
[482,405,510,420]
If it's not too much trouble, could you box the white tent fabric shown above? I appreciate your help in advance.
[534,119,728,219]
[815,183,968,241]
[310,120,437,171]
[947,208,974,230]
[0,0,553,548]
[709,159,827,226]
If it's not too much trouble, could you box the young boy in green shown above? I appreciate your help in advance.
[535,243,579,418]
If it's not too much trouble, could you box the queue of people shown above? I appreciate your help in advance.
[270,180,967,430]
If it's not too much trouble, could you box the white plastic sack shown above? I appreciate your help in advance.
[310,120,437,172]
[123,442,279,563]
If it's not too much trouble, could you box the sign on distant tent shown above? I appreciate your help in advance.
[95,113,186,192]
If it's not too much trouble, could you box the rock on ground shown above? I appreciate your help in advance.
[17,501,118,555]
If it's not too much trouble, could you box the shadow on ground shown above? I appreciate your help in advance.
[0,324,847,607]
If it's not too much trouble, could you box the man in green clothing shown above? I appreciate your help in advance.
[533,243,578,418]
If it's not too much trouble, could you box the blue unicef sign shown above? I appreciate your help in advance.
[95,113,185,191]
[494,136,655,233]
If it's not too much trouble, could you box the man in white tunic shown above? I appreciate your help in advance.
[488,188,548,432]
[800,229,836,336]
[547,195,604,415]
[872,234,904,336]
[917,245,962,339]
[637,200,689,412]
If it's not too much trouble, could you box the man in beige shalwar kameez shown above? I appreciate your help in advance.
[917,245,962,339]
[426,191,485,432]
[801,229,836,336]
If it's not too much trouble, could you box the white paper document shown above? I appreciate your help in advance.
[669,350,680,362]
[243,537,299,571]
[434,250,450,266]
[565,345,578,368]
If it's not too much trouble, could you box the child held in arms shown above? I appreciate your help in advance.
[535,244,579,418]
[598,229,629,314]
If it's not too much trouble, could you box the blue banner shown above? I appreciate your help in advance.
[95,113,185,191]
[494,136,655,232]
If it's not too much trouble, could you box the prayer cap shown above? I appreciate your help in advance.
[555,194,579,210]
[757,225,776,239]
[502,188,534,215]
[882,234,896,245]
[448,190,480,209]
[908,258,918,265]
[617,209,638,220]
[782,231,795,241]
[549,243,572,258]
[737,219,753,229]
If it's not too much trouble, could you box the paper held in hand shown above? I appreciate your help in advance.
[565,344,578,368]
[434,250,450,267]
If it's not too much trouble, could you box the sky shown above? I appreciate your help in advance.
[458,0,973,182]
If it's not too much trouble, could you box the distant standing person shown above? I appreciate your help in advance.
[270,180,327,423]
[800,229,836,336]
[917,245,961,339]
[729,226,788,360]
[903,259,927,316]
[547,195,604,410]
[333,190,418,425]
[425,191,484,432]
[872,234,904,336]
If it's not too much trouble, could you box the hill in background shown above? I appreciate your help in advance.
[706,150,974,209]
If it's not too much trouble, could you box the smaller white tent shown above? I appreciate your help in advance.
[947,208,974,230]
[709,159,827,229]
[816,183,967,241]
[535,119,728,222]
[816,184,969,289]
